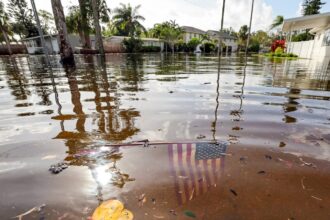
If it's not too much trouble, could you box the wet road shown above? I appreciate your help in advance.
[0,54,329,219]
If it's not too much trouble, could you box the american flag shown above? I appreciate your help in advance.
[168,142,227,205]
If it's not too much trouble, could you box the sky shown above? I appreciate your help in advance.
[3,0,330,32]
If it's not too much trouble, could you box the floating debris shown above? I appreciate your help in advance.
[279,142,286,148]
[184,210,196,218]
[265,155,272,160]
[258,171,266,175]
[49,162,69,174]
[230,189,238,196]
[169,210,177,216]
[299,158,316,168]
[13,204,46,220]
[196,134,206,139]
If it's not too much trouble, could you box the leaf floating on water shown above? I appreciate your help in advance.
[258,171,266,175]
[230,189,238,196]
[184,210,196,218]
[92,200,133,220]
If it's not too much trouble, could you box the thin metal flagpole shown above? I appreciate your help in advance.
[245,0,255,59]
[217,0,226,58]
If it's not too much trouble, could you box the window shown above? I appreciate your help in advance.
[323,29,330,46]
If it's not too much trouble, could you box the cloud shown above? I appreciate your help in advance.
[5,0,274,31]
[296,1,303,16]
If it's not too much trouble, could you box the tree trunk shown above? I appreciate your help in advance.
[78,0,91,49]
[91,0,105,55]
[0,24,12,55]
[51,0,75,66]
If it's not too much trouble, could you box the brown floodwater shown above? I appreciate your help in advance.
[0,54,329,219]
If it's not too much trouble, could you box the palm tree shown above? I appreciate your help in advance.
[270,15,284,30]
[91,0,104,55]
[51,0,74,65]
[0,2,12,55]
[113,3,146,37]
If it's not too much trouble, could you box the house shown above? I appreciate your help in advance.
[206,30,238,52]
[103,36,164,53]
[181,26,238,52]
[22,34,96,54]
[282,12,330,59]
[181,26,206,43]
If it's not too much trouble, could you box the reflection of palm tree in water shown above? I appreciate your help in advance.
[52,56,141,202]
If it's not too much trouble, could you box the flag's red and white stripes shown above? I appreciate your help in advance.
[168,143,225,205]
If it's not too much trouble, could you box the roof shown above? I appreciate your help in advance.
[22,34,58,41]
[206,30,237,40]
[108,36,163,42]
[181,26,206,35]
[282,12,330,32]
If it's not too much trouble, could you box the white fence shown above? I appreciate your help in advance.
[286,40,314,59]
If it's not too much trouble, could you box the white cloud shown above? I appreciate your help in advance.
[4,0,274,32]
[296,1,303,16]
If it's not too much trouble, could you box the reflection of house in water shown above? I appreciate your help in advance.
[272,58,330,91]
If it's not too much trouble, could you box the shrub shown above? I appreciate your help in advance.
[123,37,143,53]
[201,42,216,53]
[175,40,188,52]
[187,37,201,52]
[248,41,260,52]
[274,47,284,55]
[271,40,285,52]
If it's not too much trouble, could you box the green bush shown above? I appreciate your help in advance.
[274,47,284,55]
[292,32,314,42]
[141,46,161,52]
[187,37,201,52]
[175,40,188,52]
[201,42,216,53]
[123,37,143,53]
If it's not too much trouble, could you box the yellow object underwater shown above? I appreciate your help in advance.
[92,200,133,220]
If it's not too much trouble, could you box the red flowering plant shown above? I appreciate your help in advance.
[271,39,286,52]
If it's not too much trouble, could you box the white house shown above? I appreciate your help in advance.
[282,12,330,60]
[181,26,206,43]
[22,34,96,54]
[206,30,238,52]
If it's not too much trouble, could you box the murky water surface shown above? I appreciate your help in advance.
[0,54,329,219]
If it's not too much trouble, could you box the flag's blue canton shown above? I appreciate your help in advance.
[195,142,227,160]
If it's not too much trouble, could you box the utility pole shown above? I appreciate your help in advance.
[91,0,105,56]
[217,0,226,57]
[245,0,255,58]
[30,0,51,66]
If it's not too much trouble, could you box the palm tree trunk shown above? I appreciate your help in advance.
[51,0,75,66]
[91,0,105,55]
[78,0,91,49]
[0,24,12,55]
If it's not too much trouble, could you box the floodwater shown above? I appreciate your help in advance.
[0,54,329,219]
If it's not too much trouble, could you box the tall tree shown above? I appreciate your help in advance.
[66,1,110,48]
[113,3,146,37]
[270,15,284,30]
[302,0,325,15]
[51,0,74,65]
[7,0,38,38]
[0,2,12,54]
[91,0,104,55]
[238,25,248,50]
[38,10,55,34]
[77,0,91,48]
